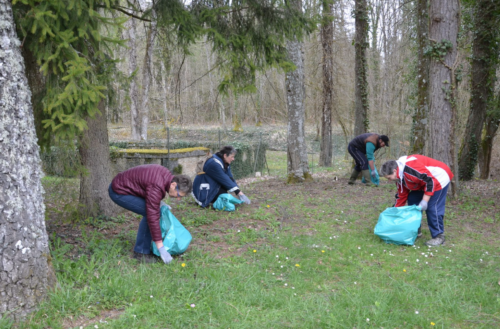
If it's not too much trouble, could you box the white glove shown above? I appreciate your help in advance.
[418,200,428,211]
[158,246,173,264]
[238,194,251,205]
[160,201,172,210]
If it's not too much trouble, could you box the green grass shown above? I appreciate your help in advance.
[8,155,500,328]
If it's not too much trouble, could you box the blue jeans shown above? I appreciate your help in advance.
[407,184,449,238]
[348,144,369,171]
[108,184,153,254]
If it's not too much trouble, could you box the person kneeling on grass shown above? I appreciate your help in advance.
[108,164,192,264]
[380,155,454,246]
[192,145,250,208]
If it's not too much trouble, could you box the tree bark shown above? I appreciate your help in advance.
[319,0,334,167]
[354,0,369,136]
[458,0,500,180]
[412,0,429,154]
[478,101,500,179]
[139,15,158,141]
[286,0,311,183]
[78,101,121,218]
[0,1,57,320]
[127,17,140,140]
[427,0,459,166]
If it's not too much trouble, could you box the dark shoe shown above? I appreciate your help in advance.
[348,169,360,185]
[361,170,375,186]
[417,226,422,238]
[425,234,445,246]
[133,251,158,264]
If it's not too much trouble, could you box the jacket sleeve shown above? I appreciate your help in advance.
[366,142,376,161]
[144,185,165,242]
[423,175,437,196]
[394,182,410,207]
[205,160,239,192]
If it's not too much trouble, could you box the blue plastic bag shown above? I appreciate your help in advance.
[361,164,380,186]
[213,193,243,211]
[151,205,192,256]
[374,205,422,245]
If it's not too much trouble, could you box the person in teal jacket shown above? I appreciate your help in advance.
[347,133,389,186]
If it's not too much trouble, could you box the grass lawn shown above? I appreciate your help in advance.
[5,151,500,329]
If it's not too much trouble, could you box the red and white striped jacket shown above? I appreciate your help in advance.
[394,155,454,207]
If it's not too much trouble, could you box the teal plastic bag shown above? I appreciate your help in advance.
[361,164,380,186]
[213,193,243,211]
[151,205,192,256]
[374,205,422,245]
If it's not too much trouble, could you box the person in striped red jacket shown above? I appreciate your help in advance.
[380,155,454,246]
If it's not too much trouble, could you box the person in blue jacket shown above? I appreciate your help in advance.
[347,133,389,186]
[192,146,249,208]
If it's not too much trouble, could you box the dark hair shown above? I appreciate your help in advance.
[380,160,398,176]
[217,145,237,157]
[172,175,193,193]
[380,135,390,147]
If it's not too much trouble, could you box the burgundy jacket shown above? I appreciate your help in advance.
[111,164,173,241]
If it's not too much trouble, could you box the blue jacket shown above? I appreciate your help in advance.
[192,154,239,207]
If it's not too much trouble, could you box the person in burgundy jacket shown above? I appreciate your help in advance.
[108,164,192,263]
[380,155,454,246]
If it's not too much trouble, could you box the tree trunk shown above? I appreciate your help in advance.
[411,0,429,154]
[427,0,459,166]
[286,0,311,183]
[354,0,369,136]
[478,100,500,179]
[319,0,334,167]
[78,101,121,218]
[127,17,140,140]
[458,0,500,180]
[139,16,158,141]
[0,1,57,320]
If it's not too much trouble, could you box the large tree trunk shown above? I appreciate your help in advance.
[139,15,158,141]
[127,17,140,140]
[319,0,334,167]
[478,107,500,179]
[458,0,500,180]
[0,1,57,320]
[353,0,369,136]
[78,101,121,218]
[411,0,429,154]
[428,0,459,166]
[286,0,311,183]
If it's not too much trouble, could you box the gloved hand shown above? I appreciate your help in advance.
[371,169,378,179]
[160,201,172,210]
[158,246,173,264]
[238,193,251,205]
[418,200,428,211]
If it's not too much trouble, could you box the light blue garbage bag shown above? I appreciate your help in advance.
[361,164,380,186]
[374,205,422,245]
[213,193,243,211]
[151,205,192,256]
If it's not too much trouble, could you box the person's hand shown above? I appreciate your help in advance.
[238,193,251,205]
[158,246,173,264]
[160,201,171,210]
[418,200,428,211]
[371,169,377,179]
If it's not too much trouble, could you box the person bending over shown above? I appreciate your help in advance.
[108,164,192,263]
[380,155,453,246]
[347,133,389,186]
[192,145,250,208]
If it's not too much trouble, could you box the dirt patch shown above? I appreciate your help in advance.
[62,309,124,329]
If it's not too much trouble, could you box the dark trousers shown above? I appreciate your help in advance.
[348,143,369,171]
[108,184,153,254]
[407,184,449,238]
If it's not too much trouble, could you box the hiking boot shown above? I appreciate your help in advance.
[348,169,360,185]
[361,170,375,186]
[425,234,445,246]
[417,226,422,238]
[133,251,158,264]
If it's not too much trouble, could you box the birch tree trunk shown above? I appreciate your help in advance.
[127,17,140,140]
[139,15,157,141]
[412,0,429,154]
[286,0,311,183]
[458,0,500,180]
[428,0,459,166]
[354,0,369,136]
[0,1,57,320]
[319,0,334,167]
